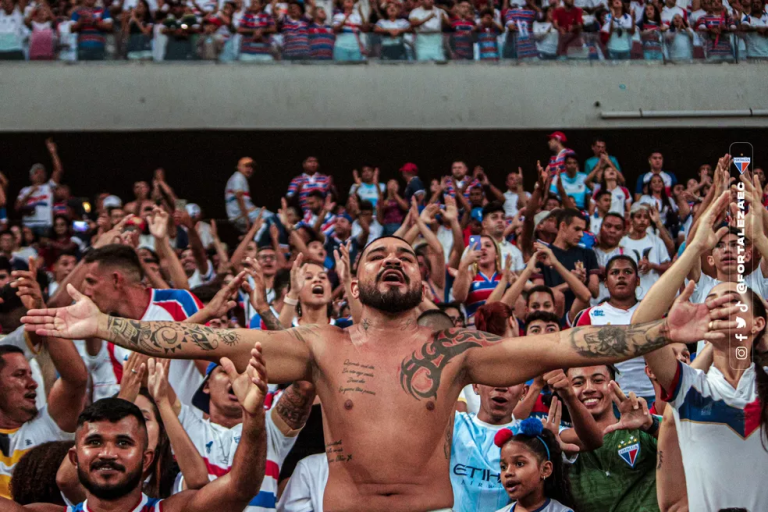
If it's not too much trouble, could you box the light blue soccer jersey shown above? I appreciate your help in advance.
[450,412,520,512]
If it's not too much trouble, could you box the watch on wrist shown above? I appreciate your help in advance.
[644,414,660,436]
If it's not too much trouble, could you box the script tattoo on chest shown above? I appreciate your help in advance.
[326,439,353,463]
[338,359,376,396]
[399,328,502,401]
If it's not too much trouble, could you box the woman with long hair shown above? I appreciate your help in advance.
[11,440,74,505]
[453,235,504,323]
[124,0,153,60]
[638,174,677,228]
[600,0,635,59]
[637,2,665,60]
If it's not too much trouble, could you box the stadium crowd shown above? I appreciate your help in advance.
[0,132,765,512]
[1,0,767,61]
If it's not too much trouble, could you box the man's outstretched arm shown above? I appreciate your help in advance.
[22,284,315,382]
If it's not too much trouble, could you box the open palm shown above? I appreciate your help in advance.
[22,284,102,340]
[220,344,268,416]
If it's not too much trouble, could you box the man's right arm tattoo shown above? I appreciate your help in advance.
[567,319,670,359]
[105,316,241,356]
[258,309,284,332]
[274,381,315,430]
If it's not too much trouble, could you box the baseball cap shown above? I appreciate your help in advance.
[470,207,484,223]
[186,203,202,219]
[103,195,123,209]
[399,162,419,174]
[630,202,651,215]
[534,210,555,231]
[191,362,219,414]
[547,131,567,143]
[238,157,255,167]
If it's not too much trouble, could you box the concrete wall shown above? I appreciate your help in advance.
[2,62,767,131]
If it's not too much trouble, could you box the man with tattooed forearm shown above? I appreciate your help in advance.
[23,237,738,512]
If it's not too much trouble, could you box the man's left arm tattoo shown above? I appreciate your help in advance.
[259,309,285,332]
[399,328,502,401]
[274,381,316,430]
[567,319,670,360]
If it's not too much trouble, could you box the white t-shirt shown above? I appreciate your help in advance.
[0,406,73,498]
[461,240,524,272]
[638,195,676,226]
[591,184,631,217]
[409,7,443,32]
[375,18,411,46]
[352,219,383,244]
[436,225,455,263]
[665,362,768,512]
[17,182,55,228]
[576,302,654,397]
[601,13,634,52]
[503,190,530,218]
[225,171,254,222]
[619,233,670,299]
[276,453,328,512]
[188,259,216,289]
[349,182,386,205]
[177,403,237,483]
[661,5,686,24]
[459,384,481,414]
[0,7,24,52]
[745,14,768,57]
[533,21,559,55]
[78,289,204,406]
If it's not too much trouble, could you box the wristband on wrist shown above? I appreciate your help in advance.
[284,296,299,306]
[644,414,660,436]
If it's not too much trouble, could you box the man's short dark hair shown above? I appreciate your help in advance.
[591,137,606,146]
[564,153,578,163]
[606,255,638,275]
[566,364,618,381]
[190,284,219,304]
[594,189,612,202]
[359,200,374,213]
[525,285,555,305]
[274,270,291,296]
[77,398,147,442]
[557,208,586,228]
[55,247,79,262]
[84,244,144,282]
[482,201,505,219]
[417,310,454,330]
[0,345,25,371]
[306,190,325,201]
[524,311,561,331]
[603,212,625,226]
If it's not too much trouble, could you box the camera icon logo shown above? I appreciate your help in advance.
[735,346,748,360]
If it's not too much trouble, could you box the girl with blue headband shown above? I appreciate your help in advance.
[492,418,576,512]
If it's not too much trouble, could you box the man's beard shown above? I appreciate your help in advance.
[358,281,422,314]
[79,460,145,501]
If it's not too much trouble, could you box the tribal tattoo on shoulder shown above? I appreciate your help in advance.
[399,328,502,401]
[106,316,240,355]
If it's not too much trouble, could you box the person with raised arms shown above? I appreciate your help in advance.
[22,235,736,512]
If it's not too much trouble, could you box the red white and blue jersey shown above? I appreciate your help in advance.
[504,7,538,58]
[308,22,335,59]
[548,147,575,174]
[287,173,332,211]
[464,271,502,317]
[476,25,501,60]
[281,15,310,58]
[664,362,768,511]
[71,7,112,49]
[240,11,275,55]
[17,182,55,228]
[444,177,482,200]
[450,18,475,59]
[83,288,204,406]
[301,209,336,237]
[68,494,161,512]
[638,20,663,52]
[695,13,734,55]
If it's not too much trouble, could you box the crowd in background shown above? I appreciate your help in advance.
[0,131,766,512]
[1,0,767,62]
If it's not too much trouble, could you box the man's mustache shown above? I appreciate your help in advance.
[91,460,126,472]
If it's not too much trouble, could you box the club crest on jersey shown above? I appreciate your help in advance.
[733,157,751,175]
[617,437,640,468]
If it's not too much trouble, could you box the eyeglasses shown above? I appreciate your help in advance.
[259,254,276,261]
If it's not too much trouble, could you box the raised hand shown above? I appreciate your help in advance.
[666,280,740,343]
[603,382,652,434]
[690,191,730,252]
[148,206,169,240]
[11,257,44,310]
[22,284,102,340]
[443,195,458,223]
[147,357,172,405]
[242,258,269,312]
[202,270,245,321]
[352,169,362,186]
[221,343,268,416]
[542,396,580,453]
[289,253,307,296]
[117,352,148,403]
[278,197,291,228]
[334,241,352,286]
[533,241,554,266]
[543,369,573,399]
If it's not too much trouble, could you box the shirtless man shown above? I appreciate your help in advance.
[22,236,736,512]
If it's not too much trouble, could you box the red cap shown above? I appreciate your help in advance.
[548,131,567,143]
[400,162,419,174]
